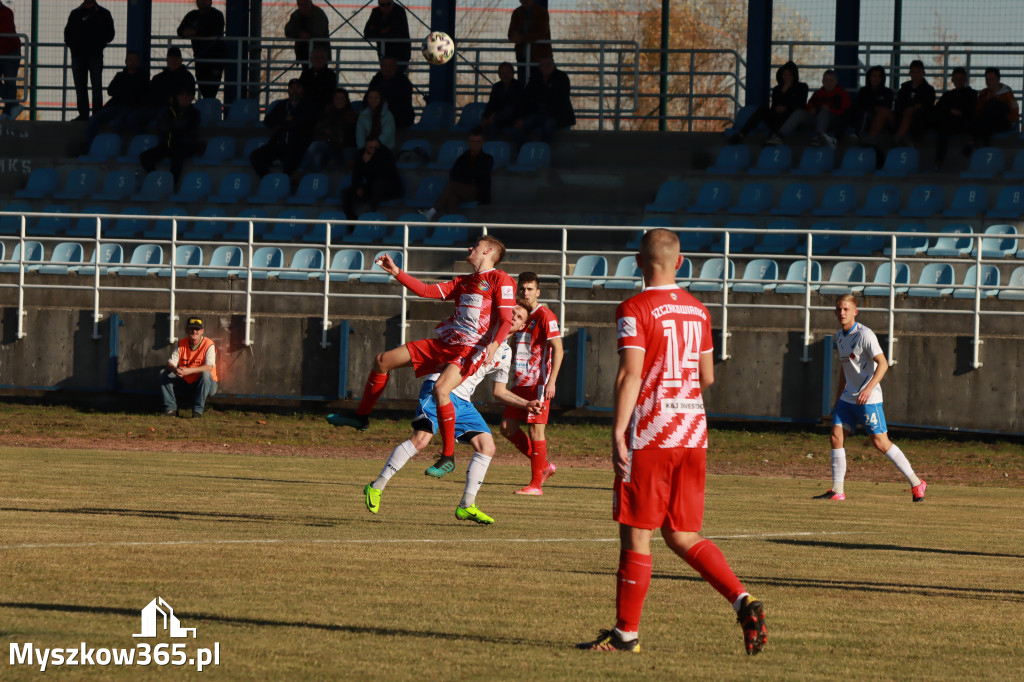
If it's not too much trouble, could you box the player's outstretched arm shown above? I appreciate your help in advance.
[612,348,644,479]
[492,382,542,414]
[378,254,445,299]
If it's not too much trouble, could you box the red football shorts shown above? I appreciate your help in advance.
[406,338,486,378]
[613,446,706,532]
[501,385,551,424]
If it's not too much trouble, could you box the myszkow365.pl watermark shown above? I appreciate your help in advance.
[8,597,221,672]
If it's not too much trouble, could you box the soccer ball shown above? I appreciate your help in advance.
[422,31,455,66]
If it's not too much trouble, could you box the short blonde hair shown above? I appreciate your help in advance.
[835,293,858,308]
[479,235,506,265]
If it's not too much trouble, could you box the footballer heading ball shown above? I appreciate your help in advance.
[422,31,455,66]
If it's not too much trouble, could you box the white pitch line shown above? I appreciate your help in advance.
[0,530,860,552]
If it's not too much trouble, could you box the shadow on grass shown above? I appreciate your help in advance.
[0,506,357,529]
[0,601,539,645]
[766,537,1024,559]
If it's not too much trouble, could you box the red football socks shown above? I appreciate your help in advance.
[356,371,389,417]
[683,539,746,604]
[438,401,456,457]
[508,429,532,457]
[530,439,548,484]
[615,549,652,633]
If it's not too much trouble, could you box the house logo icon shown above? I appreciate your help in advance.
[133,597,197,639]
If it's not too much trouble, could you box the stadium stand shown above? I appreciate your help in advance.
[908,263,956,297]
[863,262,911,297]
[706,145,751,174]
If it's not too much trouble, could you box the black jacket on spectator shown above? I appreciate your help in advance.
[265,97,319,149]
[352,145,402,192]
[769,61,809,113]
[895,79,936,117]
[155,100,201,150]
[450,150,493,205]
[363,4,411,66]
[105,69,149,109]
[521,68,576,127]
[483,78,524,120]
[936,85,978,120]
[299,66,338,113]
[149,67,197,107]
[63,3,115,57]
[176,7,226,59]
[854,82,895,114]
[366,72,415,129]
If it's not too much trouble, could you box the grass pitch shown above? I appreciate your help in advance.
[1,445,1022,680]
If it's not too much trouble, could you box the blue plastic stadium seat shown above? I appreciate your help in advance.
[998,266,1024,301]
[605,255,642,290]
[286,173,330,205]
[154,245,203,278]
[833,147,876,177]
[711,220,756,252]
[840,223,887,256]
[108,208,150,238]
[36,205,73,235]
[53,169,99,201]
[223,208,269,240]
[14,167,58,199]
[248,246,284,279]
[953,264,1000,299]
[65,205,110,238]
[732,258,779,293]
[749,145,793,175]
[344,213,389,244]
[855,185,900,217]
[863,262,911,297]
[0,240,43,272]
[972,224,1018,258]
[791,147,835,176]
[482,140,511,170]
[942,185,988,218]
[507,141,551,172]
[706,144,751,174]
[195,135,237,166]
[265,209,309,241]
[770,182,814,216]
[118,243,164,276]
[220,98,260,127]
[198,245,244,278]
[883,223,930,256]
[898,185,943,218]
[678,220,714,252]
[907,263,955,297]
[117,133,158,163]
[361,250,403,283]
[811,184,857,216]
[795,223,842,255]
[645,180,689,213]
[143,208,183,240]
[0,200,31,235]
[395,139,432,169]
[689,257,735,292]
[425,222,469,246]
[819,260,866,295]
[169,171,213,203]
[927,224,974,257]
[78,243,124,276]
[723,104,759,136]
[303,210,347,243]
[1004,151,1024,179]
[987,186,1024,219]
[195,97,223,126]
[94,170,136,202]
[727,182,772,215]
[753,219,800,254]
[676,257,693,287]
[209,172,253,204]
[686,181,731,214]
[233,137,269,166]
[566,255,608,288]
[130,171,174,202]
[875,146,918,178]
[37,242,84,275]
[453,102,486,131]
[411,101,454,131]
[383,216,429,245]
[322,249,364,282]
[248,173,290,204]
[961,147,1005,179]
[182,207,228,240]
[406,176,445,208]
[78,133,120,162]
[775,260,822,294]
[427,140,468,170]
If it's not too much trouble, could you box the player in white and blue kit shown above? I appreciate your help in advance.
[362,305,542,523]
[815,294,927,502]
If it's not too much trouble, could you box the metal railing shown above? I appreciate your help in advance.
[1,213,1021,371]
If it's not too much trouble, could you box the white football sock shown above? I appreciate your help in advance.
[613,627,638,641]
[831,448,847,494]
[884,444,920,486]
[373,439,419,490]
[459,452,492,508]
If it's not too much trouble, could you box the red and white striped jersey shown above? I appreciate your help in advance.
[512,304,561,390]
[615,285,713,450]
[432,268,516,347]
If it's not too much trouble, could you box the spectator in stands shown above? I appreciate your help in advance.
[507,0,551,83]
[81,50,149,152]
[127,47,196,134]
[356,87,396,150]
[933,66,977,165]
[481,62,523,139]
[250,78,318,178]
[0,0,25,120]
[298,47,337,113]
[285,0,330,63]
[366,56,414,130]
[513,56,575,148]
[782,68,850,148]
[140,86,202,183]
[851,65,894,145]
[160,315,218,419]
[63,0,115,121]
[176,0,226,99]
[342,134,403,220]
[965,67,1020,152]
[728,60,808,146]
[893,59,935,146]
[298,87,359,174]
[364,0,411,74]
[418,128,493,221]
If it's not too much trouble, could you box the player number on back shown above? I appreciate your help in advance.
[661,319,701,390]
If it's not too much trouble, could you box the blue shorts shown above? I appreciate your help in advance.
[412,380,491,444]
[832,400,888,435]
